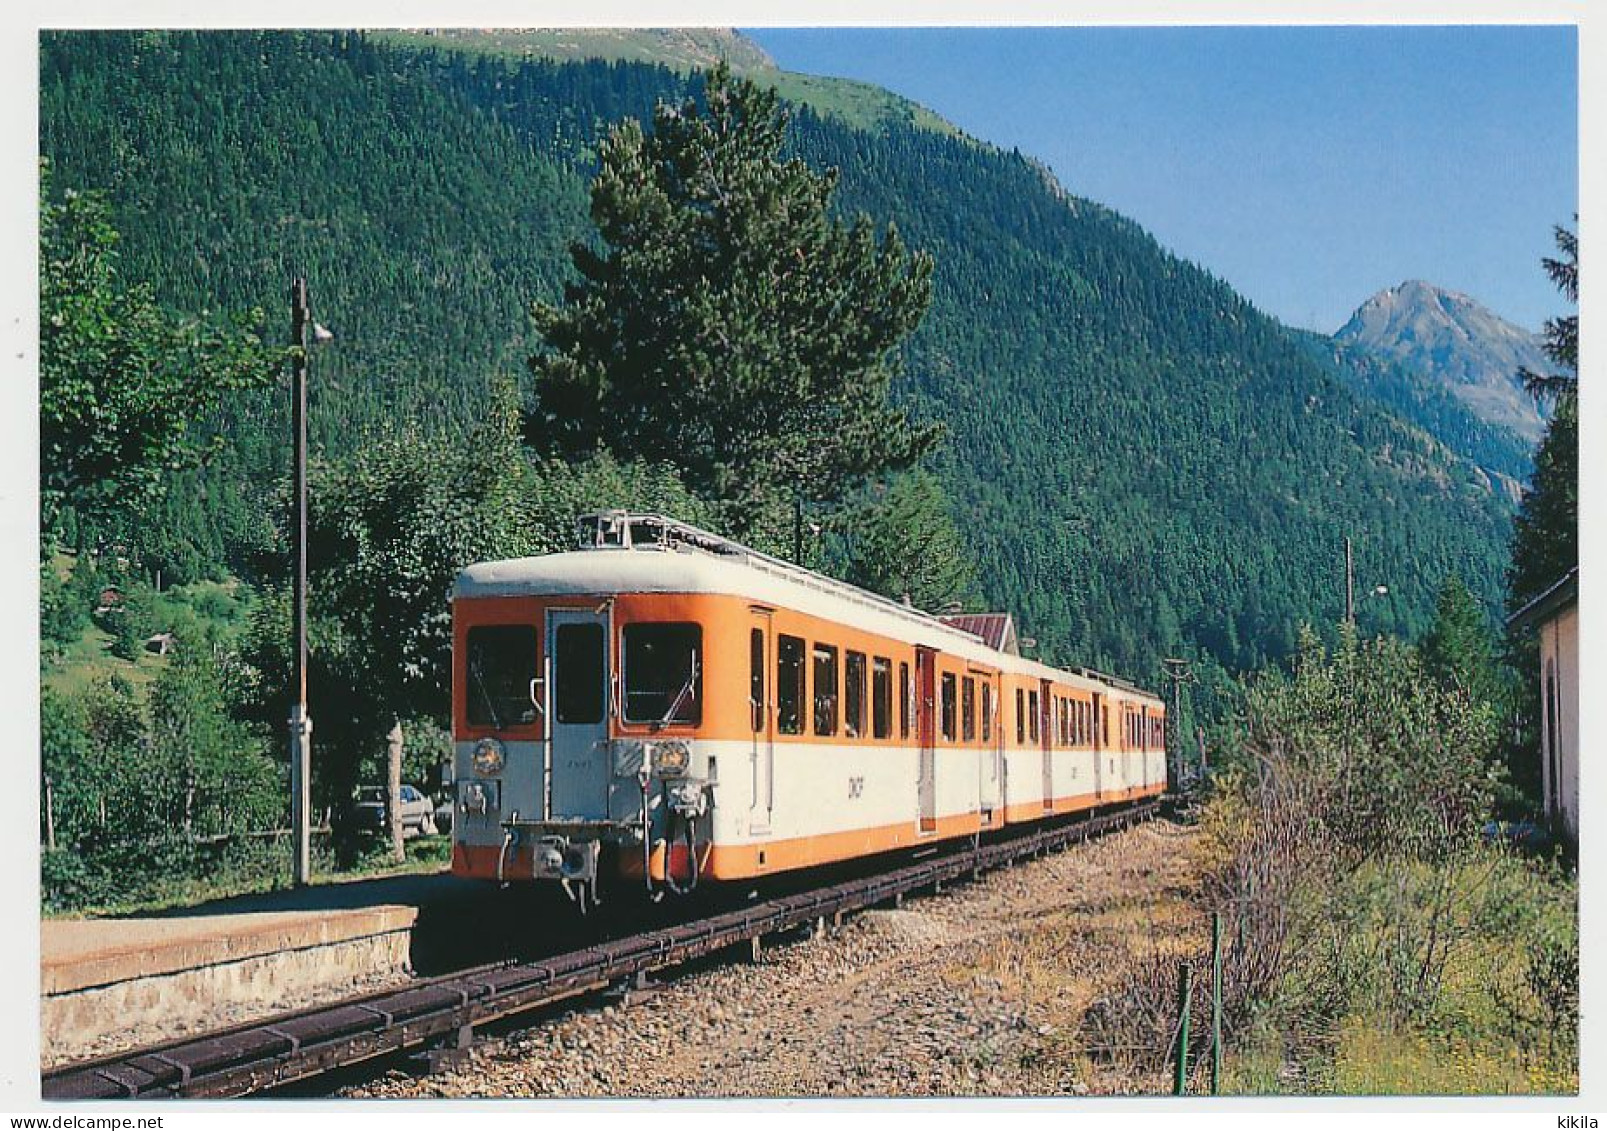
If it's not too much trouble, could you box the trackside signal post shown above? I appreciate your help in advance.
[289,278,312,886]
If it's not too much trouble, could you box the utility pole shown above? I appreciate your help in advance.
[288,278,313,887]
[1161,657,1194,792]
[1344,535,1355,626]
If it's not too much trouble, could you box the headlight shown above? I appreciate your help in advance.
[651,740,691,777]
[473,737,505,776]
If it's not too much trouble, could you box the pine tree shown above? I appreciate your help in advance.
[832,470,978,612]
[1508,221,1578,611]
[525,63,938,538]
[1502,222,1578,814]
[1419,575,1501,707]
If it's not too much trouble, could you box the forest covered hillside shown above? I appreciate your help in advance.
[369,27,961,135]
[38,29,1516,698]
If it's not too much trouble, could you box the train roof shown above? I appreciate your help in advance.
[455,513,1162,705]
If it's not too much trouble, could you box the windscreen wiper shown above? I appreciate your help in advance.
[660,655,700,724]
[470,658,502,730]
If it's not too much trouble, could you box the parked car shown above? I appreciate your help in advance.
[353,784,437,838]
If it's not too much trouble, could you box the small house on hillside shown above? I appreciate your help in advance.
[1508,567,1578,846]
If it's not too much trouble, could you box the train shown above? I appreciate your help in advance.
[449,511,1166,910]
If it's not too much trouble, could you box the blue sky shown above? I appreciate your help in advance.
[742,26,1578,334]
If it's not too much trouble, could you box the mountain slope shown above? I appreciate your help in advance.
[372,27,960,136]
[1292,329,1531,496]
[1336,280,1548,442]
[38,30,1514,692]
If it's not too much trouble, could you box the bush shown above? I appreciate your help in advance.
[1198,626,1576,1094]
[40,641,286,913]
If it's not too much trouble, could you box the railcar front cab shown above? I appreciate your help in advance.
[453,513,711,911]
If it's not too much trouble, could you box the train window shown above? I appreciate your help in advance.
[465,625,538,728]
[813,644,839,736]
[940,672,957,742]
[555,623,605,725]
[981,683,992,743]
[872,657,892,740]
[899,662,911,739]
[845,651,867,739]
[962,677,976,742]
[622,623,701,725]
[750,629,765,732]
[1016,688,1025,744]
[1028,690,1039,742]
[778,635,805,735]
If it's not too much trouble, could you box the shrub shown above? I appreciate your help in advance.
[1199,626,1576,1094]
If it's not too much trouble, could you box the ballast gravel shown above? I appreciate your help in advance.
[345,819,1201,1099]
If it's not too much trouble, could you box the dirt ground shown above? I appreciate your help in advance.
[347,817,1205,1099]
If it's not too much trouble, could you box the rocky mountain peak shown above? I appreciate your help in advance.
[1335,280,1549,442]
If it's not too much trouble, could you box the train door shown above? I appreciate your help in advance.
[748,610,774,835]
[978,673,1001,823]
[1040,679,1054,811]
[546,608,611,820]
[916,646,937,833]
[1091,691,1105,801]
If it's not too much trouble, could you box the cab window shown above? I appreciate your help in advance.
[622,623,701,725]
[465,624,538,729]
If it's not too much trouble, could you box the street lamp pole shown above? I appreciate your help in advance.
[289,278,313,887]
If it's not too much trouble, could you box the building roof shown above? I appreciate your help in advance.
[1506,566,1578,632]
[938,613,1019,655]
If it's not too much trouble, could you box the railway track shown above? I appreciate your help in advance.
[43,801,1156,1100]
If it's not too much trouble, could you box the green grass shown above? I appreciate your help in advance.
[42,571,255,698]
[44,834,453,919]
[42,623,165,697]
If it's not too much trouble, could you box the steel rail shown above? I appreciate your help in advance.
[42,801,1156,1101]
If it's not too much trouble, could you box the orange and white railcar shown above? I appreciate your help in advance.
[449,512,1165,907]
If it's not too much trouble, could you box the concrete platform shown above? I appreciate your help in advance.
[39,869,591,1067]
[41,905,420,1065]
